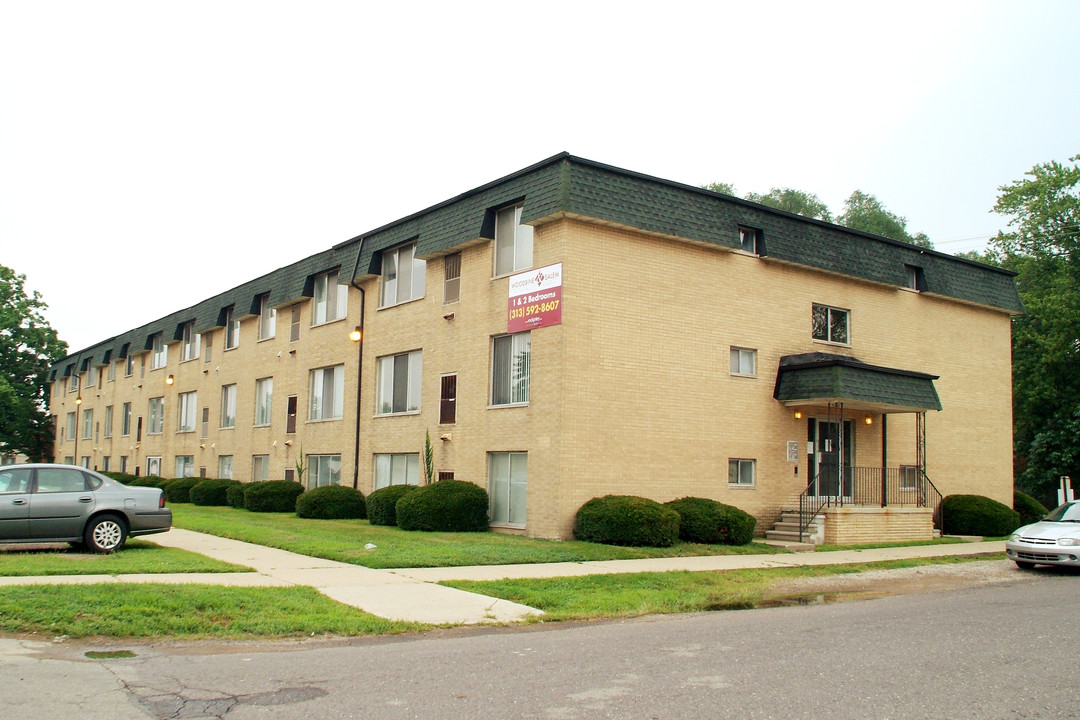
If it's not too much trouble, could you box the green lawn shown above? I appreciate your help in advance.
[0,539,247,576]
[171,504,787,568]
[0,584,421,639]
[442,555,1001,622]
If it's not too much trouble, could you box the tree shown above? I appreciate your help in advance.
[837,190,934,248]
[744,188,833,222]
[0,265,67,461]
[989,154,1080,504]
[702,181,736,196]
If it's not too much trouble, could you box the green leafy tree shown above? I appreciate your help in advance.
[744,188,833,222]
[989,154,1080,504]
[702,181,736,196]
[837,190,934,248]
[0,265,67,461]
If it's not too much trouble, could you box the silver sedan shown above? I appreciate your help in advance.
[1006,500,1080,569]
[0,464,172,553]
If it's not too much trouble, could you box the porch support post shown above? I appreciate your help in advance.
[881,413,888,508]
[917,411,926,474]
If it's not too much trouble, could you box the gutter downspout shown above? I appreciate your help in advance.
[349,239,366,489]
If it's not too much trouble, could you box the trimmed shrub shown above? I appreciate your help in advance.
[296,485,367,519]
[574,495,680,547]
[395,480,489,532]
[664,497,757,545]
[1014,489,1049,526]
[942,494,1021,536]
[101,472,139,485]
[164,477,200,503]
[244,481,305,513]
[127,475,169,488]
[191,479,242,507]
[367,485,417,526]
[226,483,247,509]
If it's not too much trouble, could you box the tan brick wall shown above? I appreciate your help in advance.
[821,507,935,544]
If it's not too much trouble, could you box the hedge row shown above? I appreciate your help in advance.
[574,495,757,548]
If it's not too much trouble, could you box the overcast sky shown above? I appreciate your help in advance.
[3,1,1078,354]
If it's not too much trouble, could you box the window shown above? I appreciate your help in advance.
[730,347,756,377]
[102,456,111,472]
[489,451,527,526]
[437,470,455,482]
[491,332,530,406]
[494,205,533,276]
[125,354,134,377]
[313,271,348,325]
[380,243,426,307]
[290,304,301,342]
[258,294,276,340]
[899,465,919,491]
[65,412,76,441]
[225,308,240,350]
[220,384,236,429]
[0,467,31,493]
[87,366,99,387]
[812,304,850,344]
[177,391,197,433]
[440,374,457,424]
[69,374,79,393]
[286,395,297,433]
[140,355,145,379]
[728,459,755,486]
[218,455,233,479]
[252,455,270,482]
[443,252,461,304]
[201,407,209,438]
[104,405,113,438]
[121,402,132,436]
[307,454,341,489]
[175,455,195,478]
[739,226,763,255]
[151,333,168,369]
[148,397,164,434]
[181,322,200,361]
[146,456,161,477]
[373,453,420,490]
[107,360,116,382]
[255,378,273,426]
[36,467,90,493]
[120,456,128,474]
[309,365,345,421]
[204,332,213,363]
[904,264,925,292]
[376,350,422,415]
[81,409,93,439]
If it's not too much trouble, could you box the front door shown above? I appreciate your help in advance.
[809,419,853,497]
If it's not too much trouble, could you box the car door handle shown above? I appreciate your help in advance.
[79,496,93,503]
[12,498,27,505]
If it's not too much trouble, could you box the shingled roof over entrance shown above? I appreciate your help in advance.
[773,352,943,412]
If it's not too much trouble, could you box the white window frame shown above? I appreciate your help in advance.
[252,454,269,482]
[104,405,113,439]
[107,360,116,382]
[65,412,76,441]
[491,332,530,406]
[121,402,131,436]
[125,354,134,377]
[175,455,195,478]
[258,294,276,340]
[148,397,164,435]
[309,365,345,421]
[739,226,763,255]
[729,347,757,377]
[373,453,420,490]
[494,205,534,277]
[87,366,99,387]
[151,333,168,369]
[728,458,756,487]
[488,451,527,527]
[255,378,273,427]
[218,455,233,479]
[220,384,237,429]
[181,322,201,362]
[376,350,422,416]
[307,454,342,489]
[899,465,919,491]
[177,391,198,433]
[146,456,162,477]
[81,408,93,440]
[380,243,426,308]
[812,303,850,345]
[443,252,461,305]
[313,271,348,325]
[225,308,240,350]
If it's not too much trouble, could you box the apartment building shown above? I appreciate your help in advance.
[50,153,1022,541]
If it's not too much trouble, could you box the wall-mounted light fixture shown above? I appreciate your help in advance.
[793,410,802,420]
[166,374,175,385]
[349,326,362,342]
[864,416,873,425]
[75,396,83,406]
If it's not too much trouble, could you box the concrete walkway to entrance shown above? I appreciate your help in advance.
[0,529,1004,626]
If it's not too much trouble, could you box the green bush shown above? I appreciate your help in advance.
[226,483,247,509]
[295,485,367,519]
[1014,489,1049,526]
[574,495,680,547]
[395,480,489,532]
[366,485,417,526]
[664,497,757,545]
[942,494,1021,536]
[163,477,200,503]
[126,475,169,488]
[244,481,305,513]
[191,479,242,507]
[100,471,139,485]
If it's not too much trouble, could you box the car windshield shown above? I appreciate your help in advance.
[1043,502,1080,523]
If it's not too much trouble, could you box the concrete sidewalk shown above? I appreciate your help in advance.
[0,530,1004,626]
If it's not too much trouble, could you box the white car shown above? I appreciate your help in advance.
[1006,500,1080,569]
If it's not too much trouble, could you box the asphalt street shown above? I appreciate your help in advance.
[3,563,1076,720]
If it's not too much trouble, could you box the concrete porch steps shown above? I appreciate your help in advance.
[765,507,822,544]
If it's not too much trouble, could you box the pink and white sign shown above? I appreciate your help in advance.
[508,263,563,333]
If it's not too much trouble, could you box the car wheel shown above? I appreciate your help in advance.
[1015,561,1036,570]
[84,514,127,554]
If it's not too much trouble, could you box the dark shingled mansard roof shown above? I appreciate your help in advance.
[52,153,1022,380]
[773,352,943,412]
